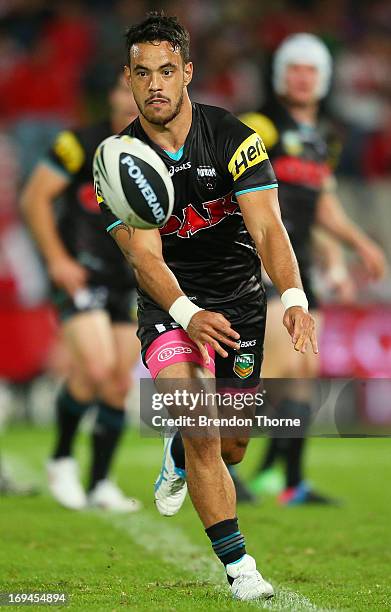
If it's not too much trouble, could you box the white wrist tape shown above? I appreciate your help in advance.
[169,296,204,330]
[281,288,308,312]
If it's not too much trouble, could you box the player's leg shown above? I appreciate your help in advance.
[213,317,273,600]
[146,325,236,521]
[156,361,237,526]
[148,325,273,600]
[249,295,298,494]
[156,361,272,599]
[276,310,339,504]
[88,320,141,511]
[268,307,318,501]
[48,309,116,509]
[259,300,338,504]
[145,326,238,522]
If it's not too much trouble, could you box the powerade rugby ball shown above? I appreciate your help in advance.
[93,135,174,229]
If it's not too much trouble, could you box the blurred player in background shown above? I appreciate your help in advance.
[0,452,38,496]
[100,12,320,600]
[21,75,142,512]
[240,34,386,505]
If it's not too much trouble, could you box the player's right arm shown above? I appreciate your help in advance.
[21,133,88,295]
[21,163,88,295]
[108,222,240,362]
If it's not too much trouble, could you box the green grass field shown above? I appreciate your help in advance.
[1,425,390,611]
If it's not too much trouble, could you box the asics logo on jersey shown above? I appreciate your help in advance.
[169,162,191,177]
[228,133,268,181]
[239,339,257,348]
[121,155,166,223]
[159,192,238,239]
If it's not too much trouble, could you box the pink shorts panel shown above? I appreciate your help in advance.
[145,329,215,379]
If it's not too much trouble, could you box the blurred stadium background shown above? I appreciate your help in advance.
[0,1,391,609]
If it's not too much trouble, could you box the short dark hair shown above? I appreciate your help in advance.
[125,11,190,65]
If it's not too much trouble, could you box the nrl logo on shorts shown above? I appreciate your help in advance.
[233,354,254,379]
[196,165,217,190]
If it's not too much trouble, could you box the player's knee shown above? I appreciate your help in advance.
[118,372,133,396]
[83,358,115,388]
[221,438,249,465]
[98,373,132,406]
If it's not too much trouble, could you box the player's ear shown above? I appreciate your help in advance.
[124,65,131,85]
[183,62,193,87]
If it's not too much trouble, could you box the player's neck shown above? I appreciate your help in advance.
[139,92,193,153]
[286,102,318,127]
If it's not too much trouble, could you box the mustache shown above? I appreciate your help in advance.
[146,95,170,103]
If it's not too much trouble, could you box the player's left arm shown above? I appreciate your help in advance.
[223,111,317,353]
[238,188,317,354]
[315,188,387,280]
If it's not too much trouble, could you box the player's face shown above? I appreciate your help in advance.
[284,64,319,106]
[126,41,193,126]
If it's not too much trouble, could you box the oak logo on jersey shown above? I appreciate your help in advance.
[196,166,217,190]
[159,192,238,239]
[54,131,85,174]
[228,133,268,181]
[233,354,254,379]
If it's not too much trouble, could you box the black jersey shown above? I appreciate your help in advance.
[100,103,277,311]
[45,121,136,290]
[246,102,332,272]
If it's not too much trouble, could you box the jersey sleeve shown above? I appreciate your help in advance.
[93,168,126,234]
[238,112,279,150]
[217,112,278,197]
[98,200,125,233]
[44,130,86,178]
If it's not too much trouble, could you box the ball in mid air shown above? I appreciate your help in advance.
[93,135,174,229]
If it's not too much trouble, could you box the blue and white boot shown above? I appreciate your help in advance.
[154,434,187,516]
[227,554,274,601]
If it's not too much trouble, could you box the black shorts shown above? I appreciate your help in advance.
[138,291,266,389]
[52,284,137,324]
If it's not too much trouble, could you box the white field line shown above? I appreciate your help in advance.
[4,453,330,611]
[100,512,325,611]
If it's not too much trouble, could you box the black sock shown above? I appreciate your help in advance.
[276,399,311,489]
[89,402,126,491]
[286,437,307,488]
[52,387,91,459]
[171,430,186,470]
[257,437,282,473]
[206,517,246,583]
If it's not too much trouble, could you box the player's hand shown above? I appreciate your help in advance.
[326,265,357,304]
[187,311,240,364]
[356,238,387,280]
[283,306,318,354]
[49,255,88,296]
